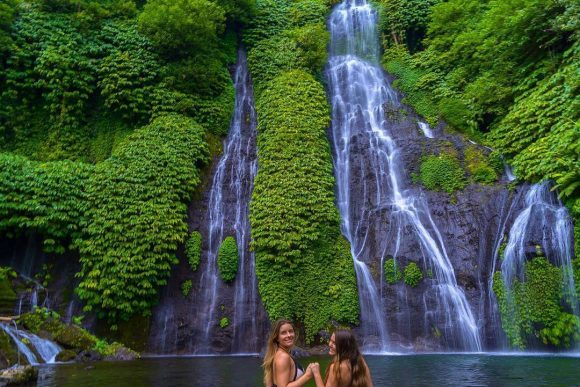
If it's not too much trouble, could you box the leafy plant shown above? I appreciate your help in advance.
[418,153,467,194]
[404,262,423,287]
[181,280,193,297]
[384,258,402,284]
[493,257,580,349]
[217,236,238,282]
[186,231,202,272]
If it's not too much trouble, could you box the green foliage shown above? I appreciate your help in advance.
[185,231,202,272]
[0,0,19,56]
[464,146,497,184]
[76,114,208,322]
[251,69,358,341]
[403,262,423,287]
[181,279,193,297]
[97,22,160,122]
[219,317,229,328]
[151,80,235,137]
[418,153,466,194]
[0,153,92,251]
[379,0,579,255]
[242,0,289,48]
[32,0,136,22]
[138,0,225,57]
[376,0,441,51]
[251,70,334,267]
[247,0,359,340]
[217,236,238,282]
[384,258,402,284]
[382,46,438,126]
[493,257,580,349]
[287,0,327,27]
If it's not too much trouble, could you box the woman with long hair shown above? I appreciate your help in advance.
[311,329,373,387]
[262,319,314,387]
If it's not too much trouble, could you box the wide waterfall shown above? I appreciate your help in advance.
[326,0,481,352]
[149,49,264,354]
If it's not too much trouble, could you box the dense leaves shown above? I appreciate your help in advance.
[403,262,423,287]
[217,236,238,282]
[185,231,202,272]
[493,257,580,349]
[384,258,402,284]
[137,0,225,57]
[76,114,208,323]
[417,152,466,194]
[0,153,92,252]
[248,0,360,338]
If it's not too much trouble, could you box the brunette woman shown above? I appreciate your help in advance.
[311,329,373,387]
[262,319,314,387]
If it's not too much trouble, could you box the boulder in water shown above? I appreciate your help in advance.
[0,365,38,385]
[55,349,77,362]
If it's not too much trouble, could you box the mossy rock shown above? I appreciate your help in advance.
[0,365,38,385]
[55,349,77,362]
[53,324,97,350]
[95,314,150,352]
[0,330,21,368]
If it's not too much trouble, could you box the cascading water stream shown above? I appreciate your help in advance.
[196,49,260,354]
[327,0,481,352]
[0,323,61,364]
[500,182,578,326]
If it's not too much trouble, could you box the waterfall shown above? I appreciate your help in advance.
[503,163,516,182]
[195,49,260,354]
[0,323,61,364]
[418,122,435,138]
[327,0,481,352]
[500,182,578,317]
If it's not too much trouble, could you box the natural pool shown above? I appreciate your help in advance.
[36,353,580,386]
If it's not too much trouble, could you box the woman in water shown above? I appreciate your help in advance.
[263,319,314,387]
[311,329,373,387]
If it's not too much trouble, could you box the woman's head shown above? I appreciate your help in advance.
[326,329,370,387]
[268,319,296,350]
[329,329,361,360]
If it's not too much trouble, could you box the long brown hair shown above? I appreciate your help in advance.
[262,319,295,386]
[325,329,370,387]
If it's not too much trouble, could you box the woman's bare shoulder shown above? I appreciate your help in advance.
[274,351,292,366]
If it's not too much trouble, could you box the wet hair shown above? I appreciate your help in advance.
[262,319,296,386]
[325,329,370,387]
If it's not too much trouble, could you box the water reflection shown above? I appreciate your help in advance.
[37,355,580,387]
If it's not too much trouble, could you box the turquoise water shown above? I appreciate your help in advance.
[37,354,580,386]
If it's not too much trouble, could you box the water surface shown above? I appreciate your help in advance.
[37,354,580,386]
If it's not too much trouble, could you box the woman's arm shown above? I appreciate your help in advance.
[274,355,313,387]
[311,362,325,387]
[287,366,313,387]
